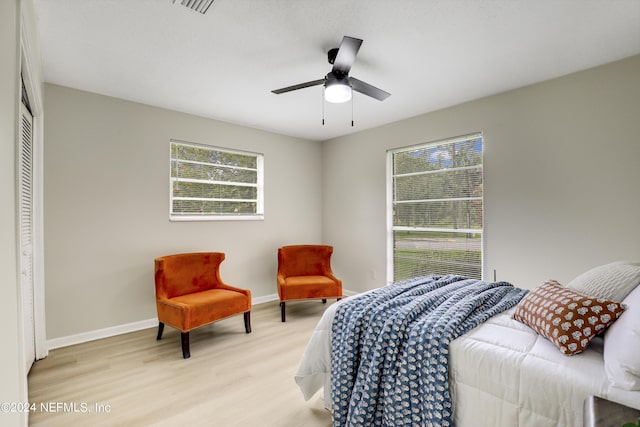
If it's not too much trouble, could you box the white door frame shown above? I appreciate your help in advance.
[20,0,47,361]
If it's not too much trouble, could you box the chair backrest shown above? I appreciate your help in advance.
[277,245,334,278]
[155,252,225,299]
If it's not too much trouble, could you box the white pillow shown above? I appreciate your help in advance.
[604,284,640,390]
[567,261,640,301]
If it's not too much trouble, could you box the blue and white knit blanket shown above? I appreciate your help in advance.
[330,275,528,427]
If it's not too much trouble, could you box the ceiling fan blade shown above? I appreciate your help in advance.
[350,77,391,101]
[332,36,363,76]
[272,79,325,94]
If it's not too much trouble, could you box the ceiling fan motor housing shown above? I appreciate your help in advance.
[328,48,339,65]
[325,72,350,87]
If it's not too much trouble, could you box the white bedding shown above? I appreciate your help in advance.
[295,300,640,427]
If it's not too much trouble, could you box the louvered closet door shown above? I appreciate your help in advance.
[19,101,35,374]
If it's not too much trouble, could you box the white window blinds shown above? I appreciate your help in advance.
[388,133,483,281]
[170,140,264,220]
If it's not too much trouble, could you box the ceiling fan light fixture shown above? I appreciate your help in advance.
[324,76,352,103]
[272,36,390,103]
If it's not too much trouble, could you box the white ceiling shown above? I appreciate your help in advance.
[33,0,640,141]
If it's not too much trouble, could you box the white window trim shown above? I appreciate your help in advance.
[169,140,264,221]
[386,133,484,284]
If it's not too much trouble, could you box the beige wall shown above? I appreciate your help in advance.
[1,0,28,425]
[44,56,640,341]
[323,55,640,293]
[43,85,322,339]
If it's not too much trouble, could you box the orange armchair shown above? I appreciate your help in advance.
[277,245,342,322]
[154,252,251,358]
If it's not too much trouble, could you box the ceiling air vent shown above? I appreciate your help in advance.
[173,0,215,15]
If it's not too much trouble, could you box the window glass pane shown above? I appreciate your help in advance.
[172,200,257,215]
[170,140,263,220]
[393,139,482,174]
[394,168,482,201]
[389,134,483,281]
[171,144,257,168]
[393,231,482,281]
[394,200,482,230]
[172,182,257,200]
[171,160,257,184]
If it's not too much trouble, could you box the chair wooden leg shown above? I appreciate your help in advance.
[244,311,252,333]
[280,302,286,322]
[181,332,190,359]
[156,322,164,340]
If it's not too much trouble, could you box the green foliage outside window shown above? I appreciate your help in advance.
[391,135,483,281]
[170,141,263,219]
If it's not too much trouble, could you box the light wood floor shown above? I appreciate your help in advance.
[28,301,334,427]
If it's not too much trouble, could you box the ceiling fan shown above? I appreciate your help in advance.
[271,36,391,104]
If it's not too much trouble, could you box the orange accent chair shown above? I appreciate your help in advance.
[277,245,342,322]
[154,252,252,358]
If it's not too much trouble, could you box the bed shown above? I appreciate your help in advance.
[295,263,640,427]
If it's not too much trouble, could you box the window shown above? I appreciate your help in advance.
[387,133,483,282]
[170,140,264,221]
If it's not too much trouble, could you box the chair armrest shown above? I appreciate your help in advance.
[323,271,342,285]
[277,273,287,287]
[156,299,190,331]
[158,299,187,309]
[215,281,252,301]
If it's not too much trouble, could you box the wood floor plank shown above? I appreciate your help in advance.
[28,301,334,427]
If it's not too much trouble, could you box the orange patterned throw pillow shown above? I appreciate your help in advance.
[513,280,625,355]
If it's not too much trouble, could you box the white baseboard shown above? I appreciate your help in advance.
[47,318,159,351]
[45,294,289,351]
[250,290,358,303]
[252,293,279,305]
[342,289,358,297]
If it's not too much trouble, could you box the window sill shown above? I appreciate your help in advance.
[170,215,264,222]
